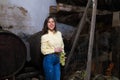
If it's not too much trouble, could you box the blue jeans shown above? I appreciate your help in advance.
[43,53,60,80]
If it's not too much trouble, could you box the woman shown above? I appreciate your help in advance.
[41,16,65,80]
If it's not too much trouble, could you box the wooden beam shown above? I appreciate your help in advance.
[84,0,97,80]
[50,3,112,15]
[57,3,86,12]
[49,6,58,13]
[64,0,91,71]
[112,12,120,27]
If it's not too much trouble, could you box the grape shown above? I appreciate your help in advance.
[60,52,66,66]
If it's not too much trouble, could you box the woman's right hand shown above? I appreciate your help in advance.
[54,47,62,53]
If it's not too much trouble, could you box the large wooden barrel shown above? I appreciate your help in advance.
[27,31,44,74]
[0,29,27,79]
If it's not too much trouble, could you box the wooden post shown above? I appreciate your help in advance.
[112,12,120,27]
[65,0,92,69]
[84,0,97,80]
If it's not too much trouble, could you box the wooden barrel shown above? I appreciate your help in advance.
[27,31,44,74]
[0,29,27,79]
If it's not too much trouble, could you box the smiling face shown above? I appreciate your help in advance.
[47,18,55,31]
[42,16,57,35]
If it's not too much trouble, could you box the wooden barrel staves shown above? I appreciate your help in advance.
[0,29,27,79]
[27,31,44,74]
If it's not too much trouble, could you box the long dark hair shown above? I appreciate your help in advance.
[41,16,57,35]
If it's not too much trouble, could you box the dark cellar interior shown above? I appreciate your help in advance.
[0,0,120,80]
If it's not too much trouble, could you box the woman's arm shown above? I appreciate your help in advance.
[41,35,55,55]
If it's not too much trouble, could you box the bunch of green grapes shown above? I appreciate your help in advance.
[60,52,66,66]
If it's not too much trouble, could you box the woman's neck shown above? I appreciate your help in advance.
[48,30,56,34]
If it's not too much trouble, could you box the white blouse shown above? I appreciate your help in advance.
[41,30,64,55]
